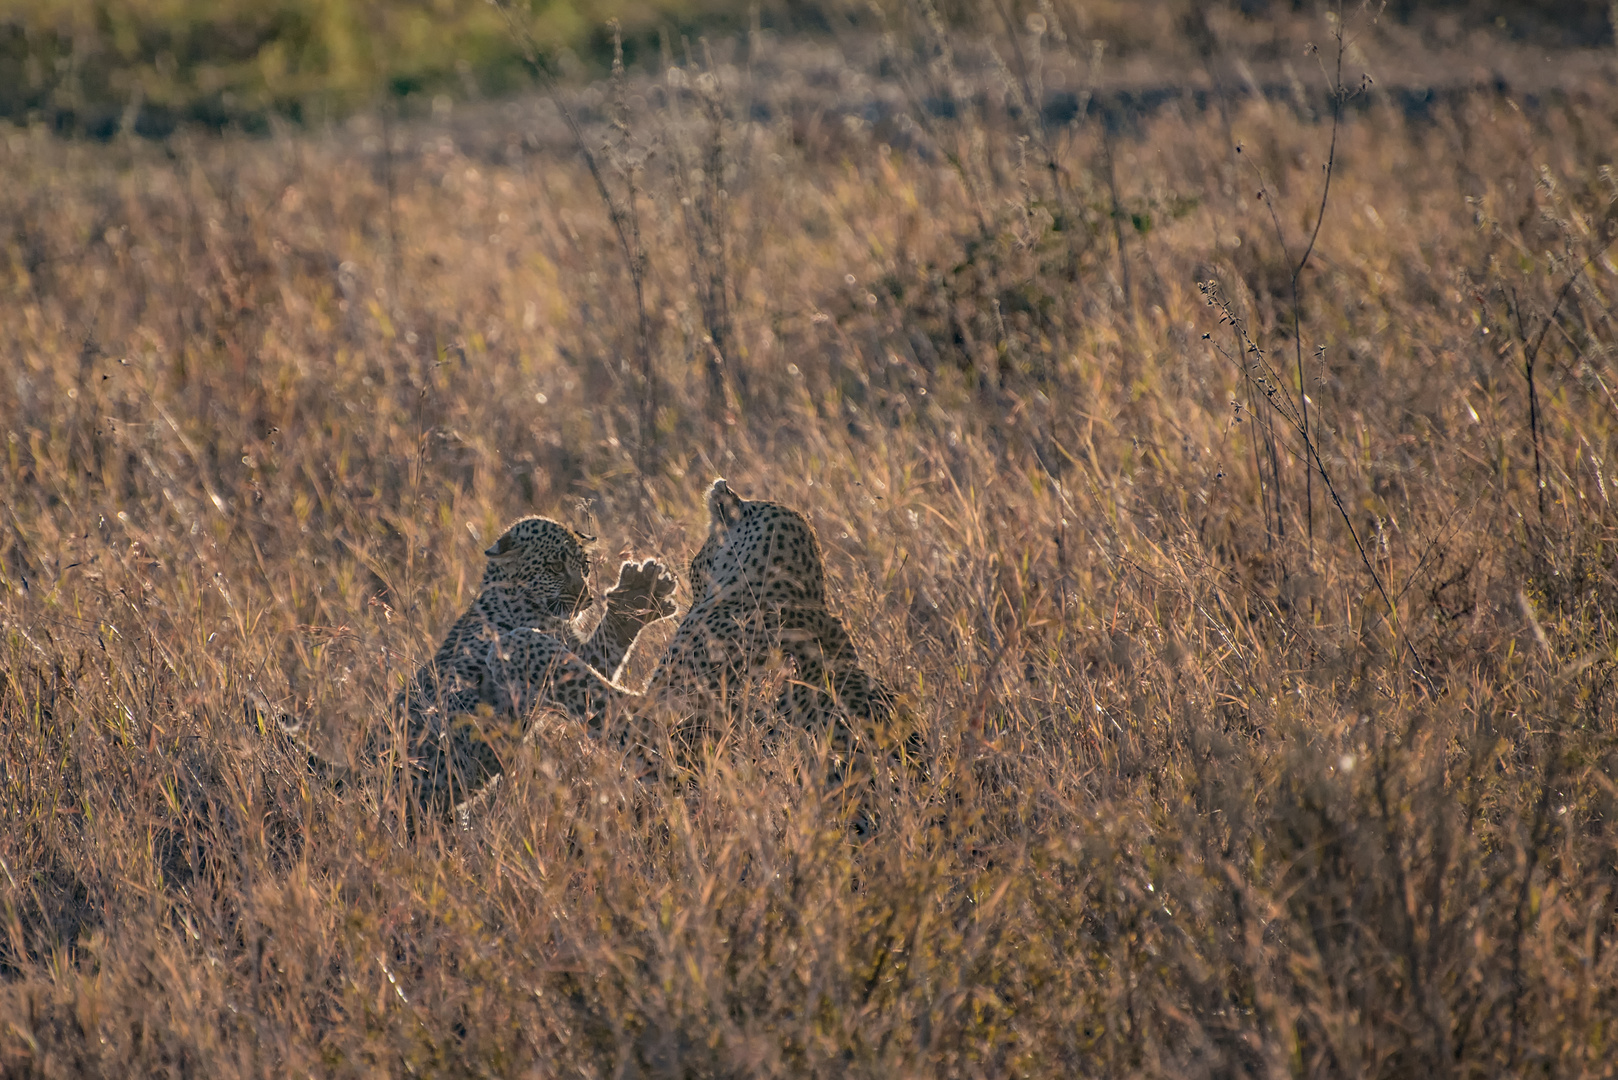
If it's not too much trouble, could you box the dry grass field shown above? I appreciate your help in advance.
[3,5,1618,1075]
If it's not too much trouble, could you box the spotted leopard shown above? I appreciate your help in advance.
[661,478,897,737]
[273,515,676,819]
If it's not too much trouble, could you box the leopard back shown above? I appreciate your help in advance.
[652,480,894,738]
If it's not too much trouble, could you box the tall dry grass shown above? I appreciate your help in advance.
[2,9,1617,1076]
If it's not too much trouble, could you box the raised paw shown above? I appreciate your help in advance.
[604,557,679,624]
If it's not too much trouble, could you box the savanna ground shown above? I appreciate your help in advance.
[3,1,1618,1075]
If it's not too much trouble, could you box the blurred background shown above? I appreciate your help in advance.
[3,0,1613,136]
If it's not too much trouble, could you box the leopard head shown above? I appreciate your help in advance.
[688,478,826,606]
[482,516,594,616]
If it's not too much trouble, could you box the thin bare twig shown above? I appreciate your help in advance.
[1203,282,1433,689]
[1507,267,1584,523]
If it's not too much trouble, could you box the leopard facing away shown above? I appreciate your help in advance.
[492,480,898,756]
[661,478,897,737]
[274,515,676,818]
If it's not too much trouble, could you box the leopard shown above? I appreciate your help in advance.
[660,478,897,737]
[268,515,676,820]
[671,481,921,822]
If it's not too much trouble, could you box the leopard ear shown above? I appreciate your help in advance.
[707,478,745,530]
[484,534,517,558]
